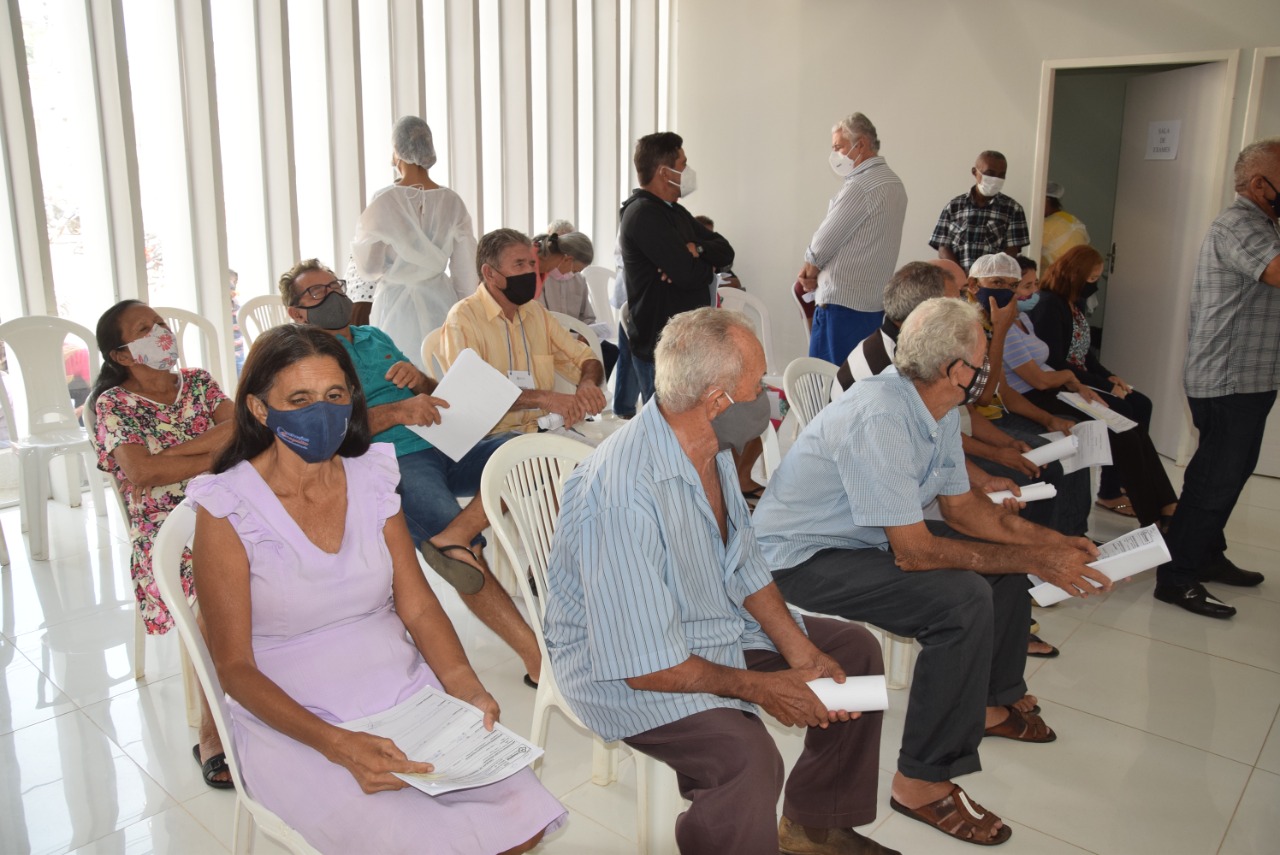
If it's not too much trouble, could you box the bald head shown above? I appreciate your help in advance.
[928,258,966,299]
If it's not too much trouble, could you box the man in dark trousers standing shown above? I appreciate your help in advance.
[618,131,734,403]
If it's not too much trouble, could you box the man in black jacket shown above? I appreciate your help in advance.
[619,132,734,403]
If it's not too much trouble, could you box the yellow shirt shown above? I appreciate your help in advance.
[1040,211,1090,270]
[437,284,596,434]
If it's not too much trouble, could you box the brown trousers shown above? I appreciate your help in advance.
[622,617,884,855]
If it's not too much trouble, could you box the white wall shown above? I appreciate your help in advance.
[672,0,1280,366]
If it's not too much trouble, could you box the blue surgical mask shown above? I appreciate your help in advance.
[1018,293,1041,313]
[976,286,1015,310]
[266,400,352,464]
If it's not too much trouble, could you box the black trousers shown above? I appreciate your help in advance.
[773,522,1030,783]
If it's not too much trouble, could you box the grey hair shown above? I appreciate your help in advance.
[392,116,437,168]
[1233,137,1280,192]
[894,298,983,382]
[654,308,757,413]
[476,228,532,277]
[546,219,575,235]
[533,231,595,266]
[882,262,948,324]
[832,112,880,152]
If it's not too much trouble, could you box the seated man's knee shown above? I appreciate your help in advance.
[927,571,994,631]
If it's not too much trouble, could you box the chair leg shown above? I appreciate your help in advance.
[634,750,681,855]
[0,519,9,566]
[18,451,34,533]
[181,644,202,727]
[886,636,915,690]
[529,689,553,779]
[590,737,619,786]
[133,609,147,680]
[232,798,255,855]
[83,451,107,517]
[29,455,50,560]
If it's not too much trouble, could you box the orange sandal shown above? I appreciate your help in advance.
[984,705,1056,743]
[890,784,1012,846]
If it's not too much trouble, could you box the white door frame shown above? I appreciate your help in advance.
[1242,46,1280,141]
[1030,50,1240,265]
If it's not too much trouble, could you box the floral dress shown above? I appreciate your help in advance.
[93,368,228,634]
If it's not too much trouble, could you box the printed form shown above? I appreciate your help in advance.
[1028,524,1170,607]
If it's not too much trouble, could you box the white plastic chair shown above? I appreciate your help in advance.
[153,501,321,855]
[154,306,228,392]
[783,356,840,429]
[582,265,618,327]
[419,327,445,380]
[0,317,107,561]
[548,311,604,365]
[718,287,779,374]
[479,434,681,853]
[238,295,290,347]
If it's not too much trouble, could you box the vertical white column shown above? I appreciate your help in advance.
[500,0,533,233]
[545,0,577,226]
[325,0,365,268]
[445,0,483,226]
[255,0,300,284]
[389,0,426,120]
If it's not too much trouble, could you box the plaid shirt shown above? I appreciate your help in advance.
[1183,196,1280,397]
[929,191,1029,272]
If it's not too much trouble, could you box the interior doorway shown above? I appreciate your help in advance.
[1031,52,1238,459]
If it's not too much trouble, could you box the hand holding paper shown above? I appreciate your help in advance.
[987,482,1057,504]
[1028,525,1170,606]
[1022,434,1078,467]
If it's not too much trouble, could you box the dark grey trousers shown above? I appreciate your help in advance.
[773,522,1030,782]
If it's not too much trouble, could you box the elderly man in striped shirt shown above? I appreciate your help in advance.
[544,308,894,855]
[798,112,908,366]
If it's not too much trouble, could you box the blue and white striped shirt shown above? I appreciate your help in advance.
[806,156,908,312]
[543,400,789,742]
[754,369,970,570]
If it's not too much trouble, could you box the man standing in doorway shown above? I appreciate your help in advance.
[1155,138,1280,618]
[1040,181,1090,270]
[799,113,907,366]
[618,132,734,402]
[930,151,1029,272]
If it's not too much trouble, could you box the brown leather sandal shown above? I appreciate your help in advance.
[984,705,1056,743]
[890,784,1012,846]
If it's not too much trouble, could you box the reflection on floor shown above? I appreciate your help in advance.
[1,458,1278,854]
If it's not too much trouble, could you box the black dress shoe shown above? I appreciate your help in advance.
[1204,556,1265,587]
[1153,583,1237,619]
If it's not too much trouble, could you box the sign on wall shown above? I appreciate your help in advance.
[1145,120,1181,160]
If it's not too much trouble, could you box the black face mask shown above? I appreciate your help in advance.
[500,272,539,306]
[952,355,990,407]
[1263,177,1280,219]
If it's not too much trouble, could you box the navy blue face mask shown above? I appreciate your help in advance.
[265,400,352,463]
[977,286,1016,310]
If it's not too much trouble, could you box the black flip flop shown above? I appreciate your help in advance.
[418,542,486,595]
[1027,633,1060,659]
[192,744,234,790]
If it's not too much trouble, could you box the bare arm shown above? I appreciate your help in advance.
[938,245,960,265]
[194,507,432,794]
[999,386,1076,434]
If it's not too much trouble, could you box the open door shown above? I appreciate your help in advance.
[1099,62,1230,457]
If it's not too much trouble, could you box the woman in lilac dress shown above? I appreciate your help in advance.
[187,325,564,854]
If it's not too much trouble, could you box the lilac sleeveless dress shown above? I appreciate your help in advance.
[186,444,565,854]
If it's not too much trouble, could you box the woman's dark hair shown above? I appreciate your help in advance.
[1015,255,1037,273]
[90,299,146,406]
[213,324,371,473]
[1041,245,1103,306]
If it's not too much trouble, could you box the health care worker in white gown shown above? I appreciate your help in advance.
[351,116,479,370]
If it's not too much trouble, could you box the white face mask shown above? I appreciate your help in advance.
[829,149,855,178]
[976,174,1005,197]
[125,323,180,371]
[665,164,697,198]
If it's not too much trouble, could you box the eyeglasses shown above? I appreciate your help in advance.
[292,279,346,305]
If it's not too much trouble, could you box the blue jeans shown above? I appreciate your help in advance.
[1160,390,1277,585]
[395,432,516,545]
[632,356,656,404]
[809,304,885,366]
[613,324,641,417]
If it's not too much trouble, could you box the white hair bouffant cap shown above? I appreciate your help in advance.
[393,116,437,169]
[969,253,1022,280]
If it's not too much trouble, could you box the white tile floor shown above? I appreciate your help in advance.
[1,460,1278,855]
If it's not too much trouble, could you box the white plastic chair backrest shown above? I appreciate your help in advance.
[420,327,444,380]
[783,356,839,428]
[582,265,617,327]
[792,285,813,334]
[760,422,782,484]
[152,501,320,855]
[479,434,589,642]
[0,315,99,440]
[718,287,778,374]
[154,306,226,391]
[548,311,603,365]
[239,295,290,347]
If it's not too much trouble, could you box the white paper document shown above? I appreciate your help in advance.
[1022,435,1078,467]
[1028,524,1170,607]
[1055,392,1138,433]
[1039,420,1113,473]
[338,683,543,797]
[806,676,889,712]
[987,482,1057,504]
[408,349,521,461]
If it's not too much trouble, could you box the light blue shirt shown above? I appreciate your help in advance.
[543,400,792,742]
[754,369,970,570]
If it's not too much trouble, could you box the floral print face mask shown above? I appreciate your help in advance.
[126,324,179,371]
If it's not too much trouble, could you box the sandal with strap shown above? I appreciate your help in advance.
[418,541,486,595]
[890,784,1012,846]
[192,744,234,790]
[1095,498,1136,518]
[984,705,1056,743]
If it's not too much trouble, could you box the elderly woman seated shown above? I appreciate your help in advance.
[187,325,564,854]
